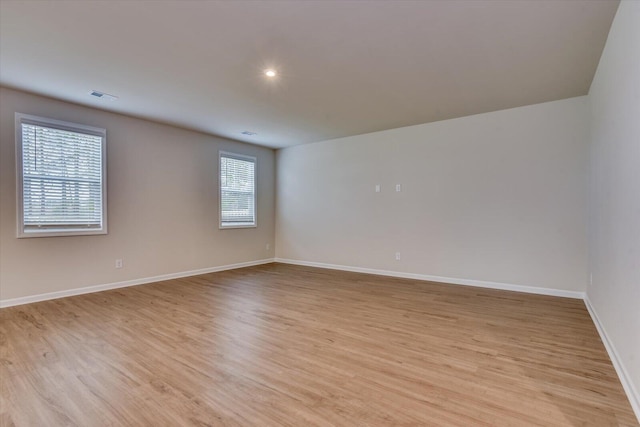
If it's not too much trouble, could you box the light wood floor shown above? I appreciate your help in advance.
[1,263,637,426]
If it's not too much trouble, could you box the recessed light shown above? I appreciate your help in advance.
[89,90,118,101]
[264,69,277,78]
[241,131,257,136]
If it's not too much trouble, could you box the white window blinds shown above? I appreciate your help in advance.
[16,114,107,237]
[220,152,256,228]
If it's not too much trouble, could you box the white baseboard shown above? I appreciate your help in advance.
[274,258,585,299]
[0,258,275,308]
[584,297,640,421]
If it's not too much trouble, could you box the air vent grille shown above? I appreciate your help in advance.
[89,90,118,101]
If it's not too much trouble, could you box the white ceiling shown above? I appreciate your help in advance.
[0,0,618,149]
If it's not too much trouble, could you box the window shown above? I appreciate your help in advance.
[219,152,256,228]
[16,113,107,238]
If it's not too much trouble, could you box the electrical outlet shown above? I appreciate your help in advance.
[395,252,401,261]
[115,259,123,269]
[266,243,270,251]
[395,184,402,192]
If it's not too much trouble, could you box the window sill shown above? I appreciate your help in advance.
[219,223,257,230]
[18,228,108,238]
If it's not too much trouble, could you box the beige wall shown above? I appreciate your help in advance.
[0,87,275,301]
[588,0,640,412]
[276,97,589,292]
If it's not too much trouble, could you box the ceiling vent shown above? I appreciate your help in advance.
[89,90,118,101]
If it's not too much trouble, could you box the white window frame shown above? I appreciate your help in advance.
[219,151,257,229]
[15,113,107,238]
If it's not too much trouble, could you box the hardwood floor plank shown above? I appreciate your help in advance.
[1,263,637,426]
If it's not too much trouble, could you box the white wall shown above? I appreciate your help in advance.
[588,0,640,414]
[276,97,589,293]
[0,87,275,302]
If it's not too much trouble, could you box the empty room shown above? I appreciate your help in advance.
[0,0,638,425]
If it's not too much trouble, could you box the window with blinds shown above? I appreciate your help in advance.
[16,113,107,237]
[219,152,256,228]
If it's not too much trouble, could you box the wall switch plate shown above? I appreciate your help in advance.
[266,243,270,251]
[375,184,381,193]
[395,252,401,261]
[395,184,402,192]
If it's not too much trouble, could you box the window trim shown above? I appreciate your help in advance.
[15,113,108,238]
[219,151,257,229]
